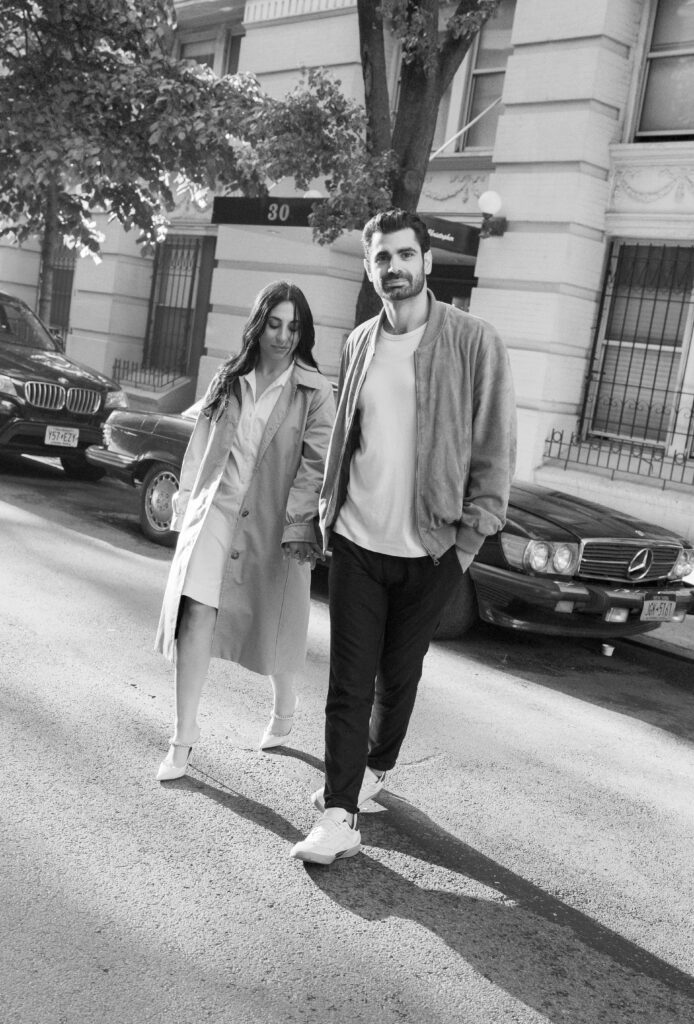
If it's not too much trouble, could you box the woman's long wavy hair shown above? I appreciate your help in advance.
[202,281,318,418]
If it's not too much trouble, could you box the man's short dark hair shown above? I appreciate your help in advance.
[362,209,431,258]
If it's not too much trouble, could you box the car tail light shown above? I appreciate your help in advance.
[102,422,112,446]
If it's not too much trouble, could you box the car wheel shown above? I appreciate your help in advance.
[433,571,478,640]
[139,462,179,546]
[60,453,106,481]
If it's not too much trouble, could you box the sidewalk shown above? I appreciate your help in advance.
[627,570,694,662]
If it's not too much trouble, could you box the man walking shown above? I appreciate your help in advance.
[291,209,516,865]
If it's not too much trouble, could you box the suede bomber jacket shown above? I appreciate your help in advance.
[318,292,517,572]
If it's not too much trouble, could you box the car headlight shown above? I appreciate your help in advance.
[0,374,18,398]
[105,389,128,410]
[501,535,580,576]
[669,547,694,579]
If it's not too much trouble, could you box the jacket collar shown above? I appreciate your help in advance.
[292,360,324,389]
[370,289,446,351]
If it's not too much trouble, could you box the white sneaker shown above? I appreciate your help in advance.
[290,811,361,865]
[311,768,386,813]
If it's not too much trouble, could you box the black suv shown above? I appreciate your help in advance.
[0,290,128,479]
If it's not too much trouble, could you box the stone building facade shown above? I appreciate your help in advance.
[1,0,692,537]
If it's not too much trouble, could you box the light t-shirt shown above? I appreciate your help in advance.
[213,363,293,517]
[334,323,428,557]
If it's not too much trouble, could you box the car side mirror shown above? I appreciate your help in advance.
[51,330,65,351]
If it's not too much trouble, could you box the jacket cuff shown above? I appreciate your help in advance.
[282,521,319,544]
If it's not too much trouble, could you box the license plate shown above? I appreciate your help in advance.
[45,426,79,448]
[641,598,676,621]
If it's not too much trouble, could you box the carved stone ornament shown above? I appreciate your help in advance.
[421,172,489,206]
[611,166,694,206]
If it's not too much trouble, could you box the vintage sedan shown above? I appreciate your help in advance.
[87,405,694,638]
[86,403,198,545]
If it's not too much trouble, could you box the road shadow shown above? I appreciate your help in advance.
[439,620,694,745]
[0,452,172,560]
[178,747,694,1021]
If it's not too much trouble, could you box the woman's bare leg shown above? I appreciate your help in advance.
[168,597,217,768]
[264,671,299,739]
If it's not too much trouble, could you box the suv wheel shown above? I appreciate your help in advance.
[60,453,106,482]
[139,462,179,547]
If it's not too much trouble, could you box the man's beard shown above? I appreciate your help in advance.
[377,266,426,302]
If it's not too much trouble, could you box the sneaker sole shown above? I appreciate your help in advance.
[290,841,361,865]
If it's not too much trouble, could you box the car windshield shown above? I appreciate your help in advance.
[0,297,59,352]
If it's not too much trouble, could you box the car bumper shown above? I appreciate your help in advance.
[85,444,138,483]
[469,562,694,638]
[0,414,103,456]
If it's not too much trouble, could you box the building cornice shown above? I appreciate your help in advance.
[244,0,355,25]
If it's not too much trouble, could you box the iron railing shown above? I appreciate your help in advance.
[544,386,694,487]
[111,359,188,391]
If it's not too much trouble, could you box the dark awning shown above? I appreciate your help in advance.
[211,198,480,260]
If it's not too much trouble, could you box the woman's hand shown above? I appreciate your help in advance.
[282,541,325,570]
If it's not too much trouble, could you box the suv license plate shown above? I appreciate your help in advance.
[641,598,676,621]
[45,426,79,448]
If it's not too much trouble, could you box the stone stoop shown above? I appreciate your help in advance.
[122,377,197,415]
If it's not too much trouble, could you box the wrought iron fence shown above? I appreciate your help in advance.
[544,386,694,488]
[111,359,188,391]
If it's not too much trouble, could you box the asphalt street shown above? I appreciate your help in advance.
[2,455,694,1024]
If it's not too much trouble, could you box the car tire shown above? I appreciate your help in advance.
[139,462,179,547]
[60,453,106,482]
[433,571,478,641]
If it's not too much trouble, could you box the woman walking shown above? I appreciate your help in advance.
[154,281,335,780]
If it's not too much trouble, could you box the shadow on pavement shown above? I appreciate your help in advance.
[443,621,694,745]
[0,452,172,560]
[182,748,694,1020]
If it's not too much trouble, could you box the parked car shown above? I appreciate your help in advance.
[0,290,128,479]
[87,403,694,638]
[86,403,198,544]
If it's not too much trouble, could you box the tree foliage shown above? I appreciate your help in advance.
[359,0,501,209]
[0,0,388,314]
[345,0,502,320]
[0,0,502,323]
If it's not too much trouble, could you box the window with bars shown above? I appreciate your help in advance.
[143,235,204,377]
[48,245,76,335]
[585,243,694,452]
[635,0,694,141]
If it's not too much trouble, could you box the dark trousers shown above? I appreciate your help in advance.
[323,533,463,814]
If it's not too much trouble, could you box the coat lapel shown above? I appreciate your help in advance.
[255,378,294,466]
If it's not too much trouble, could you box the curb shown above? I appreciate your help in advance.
[623,632,694,663]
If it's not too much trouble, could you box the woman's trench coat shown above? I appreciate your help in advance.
[155,361,335,675]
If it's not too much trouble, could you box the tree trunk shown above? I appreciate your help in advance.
[390,60,446,211]
[38,181,60,324]
[356,0,392,155]
[352,2,497,322]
